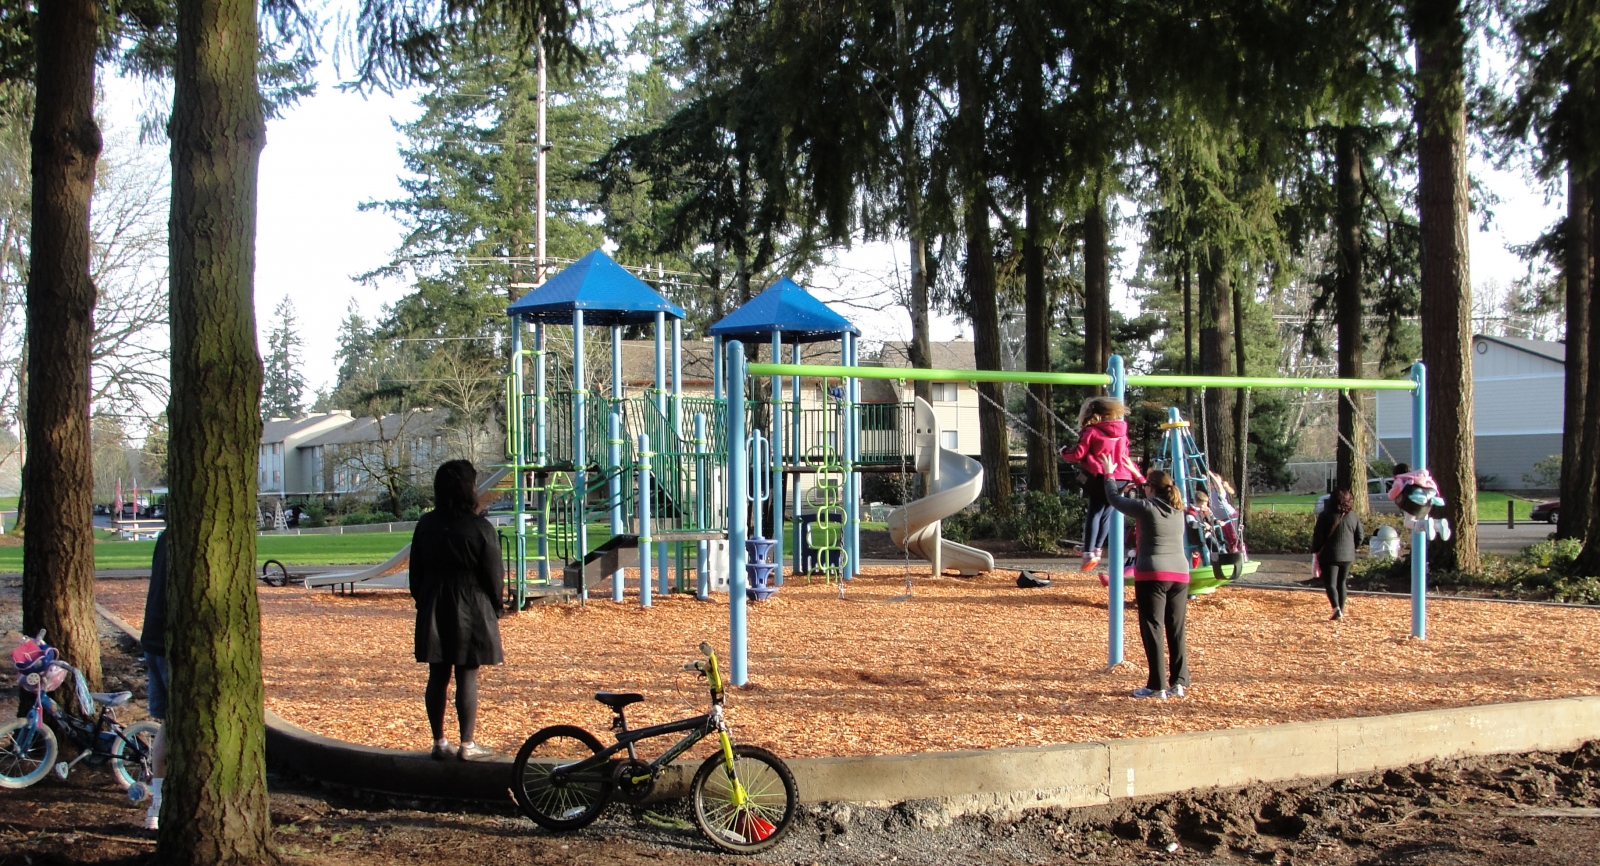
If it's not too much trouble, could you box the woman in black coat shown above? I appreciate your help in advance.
[1311,489,1364,621]
[411,459,504,760]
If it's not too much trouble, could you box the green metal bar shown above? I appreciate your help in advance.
[745,363,1417,392]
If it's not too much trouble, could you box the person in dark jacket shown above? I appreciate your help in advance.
[411,459,505,760]
[1311,489,1364,620]
[1100,455,1190,700]
[140,531,170,830]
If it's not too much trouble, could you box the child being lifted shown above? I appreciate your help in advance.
[1060,396,1145,574]
[1388,462,1451,541]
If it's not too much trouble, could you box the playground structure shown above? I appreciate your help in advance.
[497,251,947,611]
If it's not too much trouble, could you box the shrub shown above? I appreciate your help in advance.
[1244,511,1315,554]
[1523,454,1561,488]
[1520,537,1582,569]
[337,510,394,527]
[401,506,425,522]
[1011,491,1074,553]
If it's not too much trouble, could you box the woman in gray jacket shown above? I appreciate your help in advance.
[1311,489,1363,620]
[1100,455,1190,700]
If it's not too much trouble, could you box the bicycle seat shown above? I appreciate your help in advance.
[90,691,133,707]
[593,692,644,711]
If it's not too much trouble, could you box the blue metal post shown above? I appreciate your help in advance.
[848,333,861,576]
[673,318,684,436]
[655,312,670,596]
[535,324,550,587]
[638,433,653,608]
[770,332,785,586]
[713,337,723,402]
[791,341,802,574]
[840,332,856,579]
[695,413,710,600]
[609,411,625,603]
[573,312,587,602]
[1410,362,1428,639]
[511,320,527,607]
[726,342,750,685]
[1106,354,1127,667]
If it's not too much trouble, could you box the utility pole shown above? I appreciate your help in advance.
[535,16,548,286]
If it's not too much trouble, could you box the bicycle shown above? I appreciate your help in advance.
[510,642,797,855]
[2,631,160,797]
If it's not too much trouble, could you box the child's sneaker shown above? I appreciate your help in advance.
[1098,572,1110,589]
[1436,518,1451,541]
[1080,554,1101,574]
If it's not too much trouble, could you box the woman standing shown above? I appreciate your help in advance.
[1100,455,1189,699]
[1311,489,1364,620]
[411,459,505,760]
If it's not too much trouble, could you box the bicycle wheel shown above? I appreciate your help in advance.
[0,717,59,789]
[511,725,612,831]
[690,744,796,854]
[110,719,160,792]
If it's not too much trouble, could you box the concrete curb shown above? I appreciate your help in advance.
[96,604,1600,817]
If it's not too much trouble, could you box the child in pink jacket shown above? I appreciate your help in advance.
[1060,397,1145,573]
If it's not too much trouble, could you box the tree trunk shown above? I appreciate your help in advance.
[1232,260,1249,513]
[1412,0,1479,572]
[1559,170,1591,540]
[1198,247,1236,483]
[1024,185,1056,493]
[160,0,275,862]
[895,0,933,404]
[1582,175,1600,570]
[1182,252,1194,420]
[21,0,102,699]
[957,6,1009,513]
[1335,125,1368,516]
[1083,198,1111,379]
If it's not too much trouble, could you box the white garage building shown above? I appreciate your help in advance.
[1375,335,1565,492]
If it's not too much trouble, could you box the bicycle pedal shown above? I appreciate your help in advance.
[53,761,69,780]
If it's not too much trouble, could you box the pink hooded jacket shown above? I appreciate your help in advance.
[1059,419,1146,483]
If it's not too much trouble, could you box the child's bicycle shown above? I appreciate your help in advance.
[1,631,160,796]
[510,642,796,854]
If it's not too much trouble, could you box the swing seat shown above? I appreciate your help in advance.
[1187,554,1257,596]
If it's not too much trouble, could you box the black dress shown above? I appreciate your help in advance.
[409,510,505,666]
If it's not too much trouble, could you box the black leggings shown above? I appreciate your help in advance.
[425,663,480,743]
[1135,580,1189,691]
[1324,561,1352,611]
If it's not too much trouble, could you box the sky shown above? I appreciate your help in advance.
[101,58,1563,399]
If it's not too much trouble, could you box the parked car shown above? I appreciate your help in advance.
[1531,499,1559,524]
[1314,476,1400,515]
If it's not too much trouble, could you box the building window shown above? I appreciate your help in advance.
[272,470,281,483]
[931,382,958,402]
[940,430,959,450]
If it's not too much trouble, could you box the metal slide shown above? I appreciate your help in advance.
[886,398,994,576]
[303,467,512,591]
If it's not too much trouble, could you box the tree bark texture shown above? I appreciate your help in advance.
[1024,187,1056,493]
[1183,254,1194,419]
[957,8,1010,513]
[161,0,275,862]
[21,0,102,697]
[1335,125,1368,516]
[1412,0,1479,571]
[1083,200,1111,379]
[1198,247,1236,484]
[1559,171,1591,540]
[1561,171,1587,537]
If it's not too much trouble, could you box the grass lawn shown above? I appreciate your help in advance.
[1249,491,1544,521]
[0,531,419,573]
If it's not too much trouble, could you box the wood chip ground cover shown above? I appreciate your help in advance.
[96,568,1600,760]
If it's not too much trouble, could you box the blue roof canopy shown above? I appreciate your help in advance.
[707,277,860,343]
[506,250,685,326]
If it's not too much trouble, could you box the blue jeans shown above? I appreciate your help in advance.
[1083,479,1128,554]
[145,653,170,720]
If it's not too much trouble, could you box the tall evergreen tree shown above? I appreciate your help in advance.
[261,296,306,421]
[1410,0,1480,571]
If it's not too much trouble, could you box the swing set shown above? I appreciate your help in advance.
[720,346,1431,685]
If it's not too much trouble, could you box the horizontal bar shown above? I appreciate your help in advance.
[748,363,1110,386]
[745,363,1417,392]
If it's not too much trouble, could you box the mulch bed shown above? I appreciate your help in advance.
[96,567,1600,761]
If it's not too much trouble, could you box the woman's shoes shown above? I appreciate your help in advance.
[1131,686,1167,699]
[1329,608,1343,621]
[458,742,495,761]
[430,741,459,761]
